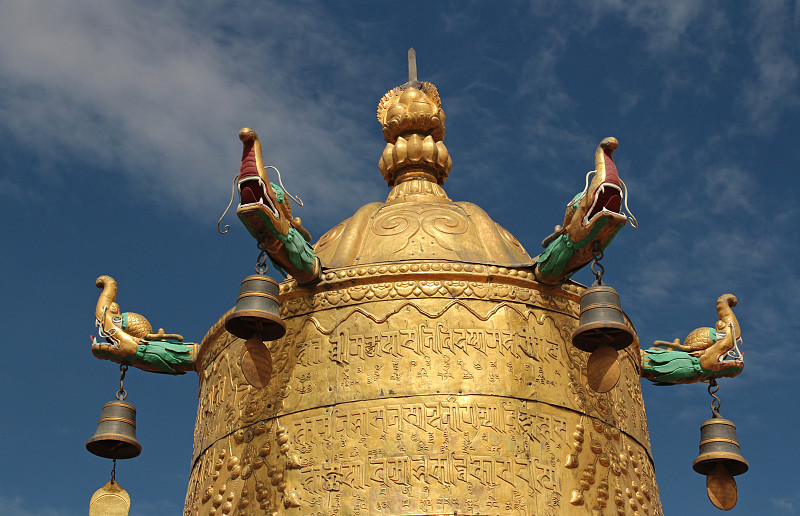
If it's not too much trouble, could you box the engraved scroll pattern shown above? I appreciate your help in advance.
[314,221,347,255]
[372,206,469,252]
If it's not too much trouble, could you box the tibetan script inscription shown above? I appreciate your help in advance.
[286,395,568,516]
[326,324,561,364]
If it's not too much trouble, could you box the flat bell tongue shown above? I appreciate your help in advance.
[89,480,130,516]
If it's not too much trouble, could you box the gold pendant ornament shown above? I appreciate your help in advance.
[89,480,130,516]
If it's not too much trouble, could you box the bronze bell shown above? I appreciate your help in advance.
[572,282,634,353]
[86,400,142,460]
[572,281,635,392]
[225,274,286,341]
[693,415,748,510]
[693,416,749,476]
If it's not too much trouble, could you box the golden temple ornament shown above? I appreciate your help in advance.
[89,480,130,516]
[86,50,750,514]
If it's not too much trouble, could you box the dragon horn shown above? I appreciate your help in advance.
[594,137,619,181]
[716,294,740,337]
[95,275,118,323]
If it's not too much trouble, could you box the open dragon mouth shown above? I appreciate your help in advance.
[583,182,624,227]
[719,338,744,366]
[238,176,279,218]
[237,135,279,218]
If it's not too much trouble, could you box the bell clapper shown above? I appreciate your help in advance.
[586,342,621,393]
[89,473,131,516]
[707,462,737,511]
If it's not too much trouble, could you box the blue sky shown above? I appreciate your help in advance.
[1,0,798,514]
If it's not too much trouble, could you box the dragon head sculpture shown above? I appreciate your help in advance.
[565,137,628,243]
[642,294,744,385]
[237,127,292,239]
[235,128,320,285]
[535,137,632,284]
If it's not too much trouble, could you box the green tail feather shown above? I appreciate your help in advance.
[643,348,703,384]
[134,341,195,375]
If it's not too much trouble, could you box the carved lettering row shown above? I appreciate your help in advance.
[292,401,568,446]
[297,324,562,365]
[300,454,559,494]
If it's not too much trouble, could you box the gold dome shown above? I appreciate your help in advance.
[314,178,533,267]
[316,76,532,267]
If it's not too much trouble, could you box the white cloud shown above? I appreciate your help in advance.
[0,0,385,222]
[617,0,705,52]
[741,0,800,133]
[515,27,599,193]
[772,496,797,513]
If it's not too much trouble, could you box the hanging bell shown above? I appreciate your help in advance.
[572,282,635,352]
[573,281,635,393]
[693,416,748,510]
[225,274,286,341]
[86,400,142,460]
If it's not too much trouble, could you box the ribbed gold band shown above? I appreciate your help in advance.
[99,417,136,427]
[237,292,279,303]
[699,437,739,447]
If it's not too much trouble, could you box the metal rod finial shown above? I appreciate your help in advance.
[408,48,417,83]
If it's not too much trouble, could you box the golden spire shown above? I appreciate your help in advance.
[376,49,452,186]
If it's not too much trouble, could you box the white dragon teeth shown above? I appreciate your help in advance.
[582,183,625,226]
